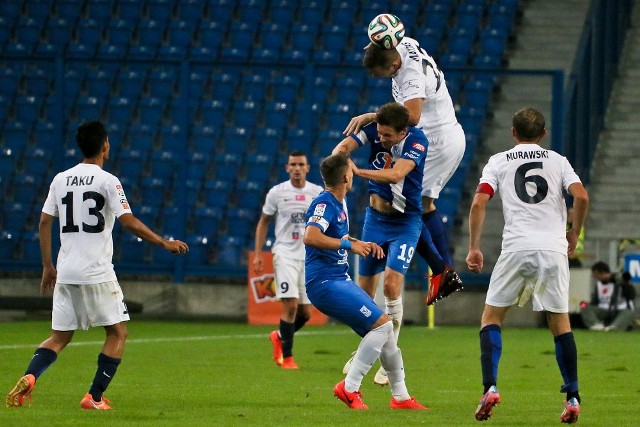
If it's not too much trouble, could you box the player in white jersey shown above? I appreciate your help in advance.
[253,151,323,369]
[465,108,588,423]
[344,35,465,305]
[5,121,188,410]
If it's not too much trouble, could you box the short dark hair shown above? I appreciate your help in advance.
[376,102,409,131]
[76,121,108,158]
[512,108,545,142]
[363,43,396,70]
[288,150,308,161]
[591,261,610,274]
[320,153,349,186]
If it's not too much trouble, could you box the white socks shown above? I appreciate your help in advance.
[385,296,403,340]
[380,337,410,401]
[345,321,392,392]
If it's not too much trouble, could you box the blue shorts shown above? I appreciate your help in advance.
[306,279,384,337]
[358,207,422,277]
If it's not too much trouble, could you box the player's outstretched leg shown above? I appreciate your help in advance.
[5,374,36,407]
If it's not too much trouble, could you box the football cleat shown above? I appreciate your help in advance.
[425,266,464,306]
[281,356,299,370]
[390,396,428,410]
[560,397,580,424]
[342,351,356,375]
[475,385,500,421]
[334,380,368,410]
[5,374,36,407]
[373,366,389,386]
[80,393,112,410]
[269,330,283,366]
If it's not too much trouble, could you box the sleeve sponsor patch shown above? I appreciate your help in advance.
[412,142,426,152]
[313,203,326,216]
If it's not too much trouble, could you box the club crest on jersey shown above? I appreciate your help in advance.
[360,305,372,317]
[338,211,347,222]
[295,194,306,201]
[412,142,426,152]
[292,231,300,240]
[313,203,326,216]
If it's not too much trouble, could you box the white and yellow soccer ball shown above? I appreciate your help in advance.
[367,13,405,49]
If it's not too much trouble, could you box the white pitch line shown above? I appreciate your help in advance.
[0,329,354,351]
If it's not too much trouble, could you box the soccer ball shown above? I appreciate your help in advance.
[367,14,405,49]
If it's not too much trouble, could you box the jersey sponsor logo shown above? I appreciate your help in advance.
[295,194,306,201]
[412,142,425,152]
[309,215,323,223]
[291,212,306,224]
[372,152,394,170]
[292,231,299,240]
[313,203,326,216]
[360,305,372,317]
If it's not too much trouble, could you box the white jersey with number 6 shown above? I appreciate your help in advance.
[42,163,132,284]
[479,143,581,254]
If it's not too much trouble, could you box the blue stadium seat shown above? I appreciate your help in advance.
[98,43,126,59]
[128,123,156,152]
[0,147,17,180]
[321,25,350,50]
[117,0,144,21]
[457,106,486,136]
[312,76,332,104]
[267,0,295,25]
[185,235,212,266]
[262,101,293,131]
[147,67,177,99]
[285,128,313,153]
[241,74,267,102]
[85,69,113,98]
[236,0,265,25]
[141,177,170,206]
[280,49,308,64]
[62,147,80,170]
[137,19,165,48]
[120,233,147,263]
[225,207,254,240]
[213,153,241,182]
[108,96,136,124]
[0,2,21,21]
[198,20,227,51]
[220,127,250,155]
[464,79,493,110]
[0,230,19,259]
[203,180,231,207]
[252,128,283,156]
[176,0,203,21]
[12,174,42,205]
[117,69,145,95]
[135,204,159,228]
[455,4,484,30]
[210,72,237,102]
[447,28,476,57]
[184,179,200,206]
[423,10,450,33]
[235,181,265,210]
[149,150,176,181]
[158,206,185,235]
[439,53,469,69]
[488,4,517,33]
[290,23,318,53]
[219,47,250,62]
[232,101,260,129]
[66,41,96,58]
[187,151,211,180]
[2,203,29,232]
[47,17,72,49]
[106,18,135,47]
[329,1,358,26]
[85,0,114,23]
[245,154,274,182]
[188,70,208,98]
[260,23,288,50]
[2,121,31,147]
[325,103,354,131]
[216,235,243,266]
[167,20,194,48]
[317,129,342,155]
[199,99,226,125]
[313,50,341,64]
[251,48,280,63]
[297,1,326,26]
[472,54,502,69]
[76,19,103,49]
[21,231,42,263]
[32,121,57,151]
[334,78,364,104]
[75,96,104,122]
[117,148,146,178]
[191,206,224,236]
[159,124,183,150]
[14,18,42,48]
[15,95,41,126]
[478,29,508,56]
[190,124,218,152]
[137,97,166,126]
[145,0,174,23]
[270,75,300,104]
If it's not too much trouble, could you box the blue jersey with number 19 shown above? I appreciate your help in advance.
[350,122,427,214]
[304,190,351,287]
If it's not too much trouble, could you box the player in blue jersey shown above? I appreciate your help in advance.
[332,102,429,385]
[304,152,426,410]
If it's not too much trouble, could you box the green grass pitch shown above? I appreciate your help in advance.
[0,320,638,426]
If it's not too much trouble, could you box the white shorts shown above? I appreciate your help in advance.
[52,281,130,331]
[273,254,310,303]
[422,123,466,199]
[486,251,570,313]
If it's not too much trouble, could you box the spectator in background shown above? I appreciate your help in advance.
[253,151,323,369]
[580,261,636,331]
[5,121,189,410]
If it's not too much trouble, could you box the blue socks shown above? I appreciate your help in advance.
[479,324,502,392]
[416,222,446,275]
[422,210,453,266]
[555,332,580,403]
[25,347,57,379]
[89,353,121,402]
